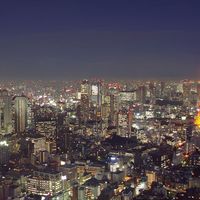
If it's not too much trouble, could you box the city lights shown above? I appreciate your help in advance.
[0,1,200,199]
[0,141,8,146]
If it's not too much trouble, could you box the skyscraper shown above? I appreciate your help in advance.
[80,93,90,123]
[91,81,102,108]
[14,96,28,133]
[0,90,12,135]
[137,86,146,104]
[80,79,90,95]
[0,140,10,165]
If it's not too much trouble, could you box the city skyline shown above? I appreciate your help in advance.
[0,79,200,199]
[0,1,200,80]
[1,1,200,199]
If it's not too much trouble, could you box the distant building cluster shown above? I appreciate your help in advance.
[0,79,200,200]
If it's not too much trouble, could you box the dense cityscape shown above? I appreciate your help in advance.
[0,79,200,199]
[1,0,200,199]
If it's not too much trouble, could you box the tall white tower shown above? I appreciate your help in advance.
[14,96,28,133]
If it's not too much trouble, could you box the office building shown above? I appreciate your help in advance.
[14,96,28,133]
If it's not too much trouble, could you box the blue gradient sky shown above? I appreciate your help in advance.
[0,0,200,80]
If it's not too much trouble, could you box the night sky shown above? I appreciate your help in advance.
[0,0,200,80]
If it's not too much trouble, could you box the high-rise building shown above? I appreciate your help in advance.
[36,120,57,138]
[0,140,10,165]
[0,90,12,135]
[117,108,129,137]
[136,86,146,103]
[80,79,90,95]
[183,81,191,100]
[197,83,200,101]
[101,95,111,122]
[80,93,90,123]
[91,81,102,108]
[14,96,29,133]
[185,124,193,155]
